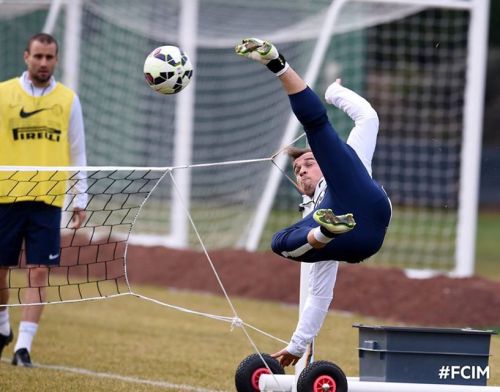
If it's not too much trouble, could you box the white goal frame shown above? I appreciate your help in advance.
[21,0,488,276]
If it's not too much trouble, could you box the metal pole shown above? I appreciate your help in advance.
[42,0,63,34]
[169,0,199,248]
[62,0,82,91]
[454,0,490,277]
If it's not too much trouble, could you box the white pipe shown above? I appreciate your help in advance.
[259,374,295,392]
[169,0,199,248]
[454,0,490,277]
[42,0,63,34]
[356,0,472,10]
[244,0,348,251]
[128,233,178,247]
[62,0,82,91]
[347,378,500,392]
[259,374,500,392]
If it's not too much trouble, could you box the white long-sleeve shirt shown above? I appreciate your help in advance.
[285,82,379,357]
[19,71,88,209]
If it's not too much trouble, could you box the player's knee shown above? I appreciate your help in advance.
[270,231,298,261]
[271,232,283,255]
[27,267,49,286]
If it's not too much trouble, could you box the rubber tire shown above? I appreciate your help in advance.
[235,353,285,392]
[297,360,348,392]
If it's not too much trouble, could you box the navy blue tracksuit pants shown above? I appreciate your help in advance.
[271,87,391,263]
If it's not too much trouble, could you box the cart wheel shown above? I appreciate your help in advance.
[235,353,285,392]
[297,360,348,392]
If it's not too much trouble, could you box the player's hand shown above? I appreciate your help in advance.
[70,208,86,229]
[271,348,301,367]
[235,38,279,64]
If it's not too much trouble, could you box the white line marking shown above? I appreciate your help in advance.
[1,359,228,392]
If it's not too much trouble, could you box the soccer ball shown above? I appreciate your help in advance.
[143,45,193,94]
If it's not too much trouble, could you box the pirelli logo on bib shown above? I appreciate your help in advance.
[12,127,62,142]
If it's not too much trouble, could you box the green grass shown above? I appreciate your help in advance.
[1,211,498,391]
[1,286,499,391]
[475,211,500,280]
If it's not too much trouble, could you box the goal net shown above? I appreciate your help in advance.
[0,167,167,305]
[0,0,486,277]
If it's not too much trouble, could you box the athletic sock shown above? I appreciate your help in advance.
[266,53,289,76]
[312,226,334,244]
[0,309,10,336]
[320,225,338,238]
[14,321,38,353]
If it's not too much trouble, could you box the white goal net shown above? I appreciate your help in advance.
[0,167,167,304]
[0,0,487,277]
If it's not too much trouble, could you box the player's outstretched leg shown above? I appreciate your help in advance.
[235,38,289,76]
[313,209,356,235]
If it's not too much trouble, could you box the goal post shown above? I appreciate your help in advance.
[169,0,199,248]
[455,0,489,277]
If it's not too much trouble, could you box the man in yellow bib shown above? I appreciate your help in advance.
[0,33,87,367]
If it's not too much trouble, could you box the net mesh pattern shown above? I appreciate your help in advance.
[1,169,166,305]
[0,0,475,275]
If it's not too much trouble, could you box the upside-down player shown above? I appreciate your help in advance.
[235,38,392,367]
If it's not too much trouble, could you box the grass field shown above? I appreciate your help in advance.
[1,285,499,391]
[475,211,500,280]
[0,212,498,391]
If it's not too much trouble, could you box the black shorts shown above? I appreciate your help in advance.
[0,201,61,267]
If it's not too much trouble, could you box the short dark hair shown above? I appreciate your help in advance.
[26,33,59,54]
[286,146,312,161]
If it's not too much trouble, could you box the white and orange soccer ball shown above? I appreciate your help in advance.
[143,45,193,94]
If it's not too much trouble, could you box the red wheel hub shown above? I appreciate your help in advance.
[313,375,337,392]
[251,368,271,390]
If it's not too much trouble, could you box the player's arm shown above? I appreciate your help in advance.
[68,94,87,229]
[236,38,356,187]
[272,260,338,367]
[325,80,379,176]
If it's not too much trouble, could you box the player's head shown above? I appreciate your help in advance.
[287,147,323,197]
[24,33,59,87]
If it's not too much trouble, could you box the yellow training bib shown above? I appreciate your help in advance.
[0,78,74,207]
